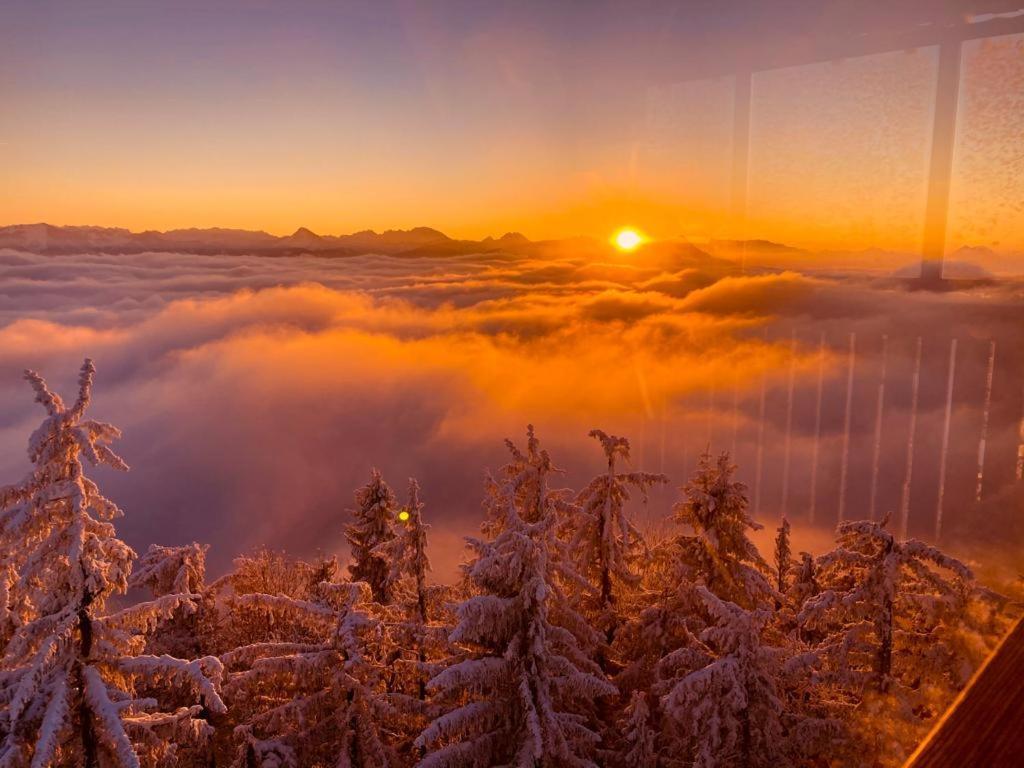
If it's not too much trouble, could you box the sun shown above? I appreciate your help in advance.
[613,228,644,251]
[398,509,410,523]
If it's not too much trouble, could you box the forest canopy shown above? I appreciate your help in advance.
[0,361,1014,768]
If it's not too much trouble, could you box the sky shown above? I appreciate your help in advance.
[2,0,1021,251]
[1,1,1022,581]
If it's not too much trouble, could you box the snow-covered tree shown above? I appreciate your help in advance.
[775,550,821,645]
[129,543,212,660]
[346,470,398,604]
[131,544,208,598]
[371,478,449,711]
[0,360,225,768]
[671,451,773,609]
[417,428,614,767]
[481,424,578,535]
[223,581,396,767]
[657,587,786,768]
[799,515,977,693]
[796,516,1007,765]
[606,521,707,699]
[773,518,792,595]
[375,480,430,627]
[790,552,818,607]
[572,430,666,642]
[618,691,660,768]
[221,548,316,602]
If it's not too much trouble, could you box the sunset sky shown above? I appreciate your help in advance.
[3,10,1024,767]
[1,0,1023,581]
[2,1,1021,252]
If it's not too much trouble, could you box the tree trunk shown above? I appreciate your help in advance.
[740,699,752,767]
[878,596,894,692]
[78,594,99,768]
[877,540,895,692]
[600,458,617,648]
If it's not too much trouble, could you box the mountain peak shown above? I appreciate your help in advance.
[400,226,450,240]
[498,231,529,244]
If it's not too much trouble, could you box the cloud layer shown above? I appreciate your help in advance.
[2,246,1022,578]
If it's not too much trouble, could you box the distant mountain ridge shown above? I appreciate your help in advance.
[1,224,1017,277]
[0,224,734,273]
[0,223,518,257]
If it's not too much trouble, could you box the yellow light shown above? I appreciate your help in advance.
[613,228,644,251]
[398,510,410,522]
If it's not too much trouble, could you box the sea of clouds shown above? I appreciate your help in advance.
[2,247,1022,579]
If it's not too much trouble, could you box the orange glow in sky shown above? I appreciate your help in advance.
[0,5,1020,254]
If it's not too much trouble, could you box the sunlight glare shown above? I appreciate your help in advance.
[614,228,644,251]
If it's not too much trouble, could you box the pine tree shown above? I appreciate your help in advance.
[223,582,396,767]
[790,552,818,606]
[572,430,666,643]
[796,515,1006,765]
[346,470,398,604]
[371,479,445,708]
[129,543,211,659]
[218,548,318,602]
[773,517,792,595]
[671,451,773,609]
[131,544,208,598]
[481,424,578,535]
[416,428,614,767]
[376,480,431,628]
[658,588,786,768]
[618,691,660,768]
[799,515,976,693]
[0,360,226,768]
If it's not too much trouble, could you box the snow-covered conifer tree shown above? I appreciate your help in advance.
[0,360,225,768]
[773,517,792,595]
[790,552,818,606]
[371,478,448,710]
[304,555,341,603]
[799,515,977,693]
[131,544,208,598]
[224,581,396,767]
[346,470,398,604]
[417,428,614,767]
[481,424,579,535]
[222,548,315,601]
[618,691,660,768]
[375,479,430,627]
[796,515,1007,764]
[129,543,212,660]
[658,587,786,768]
[572,430,666,642]
[671,451,773,608]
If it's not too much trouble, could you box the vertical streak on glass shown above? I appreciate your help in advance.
[838,332,857,523]
[731,377,741,460]
[707,383,716,450]
[935,338,958,540]
[869,335,889,521]
[809,332,826,525]
[922,40,963,282]
[731,69,752,272]
[754,369,767,518]
[659,397,667,522]
[900,336,924,540]
[975,340,996,502]
[1017,385,1024,483]
[780,331,797,517]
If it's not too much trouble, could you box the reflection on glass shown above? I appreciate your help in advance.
[947,33,1024,277]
